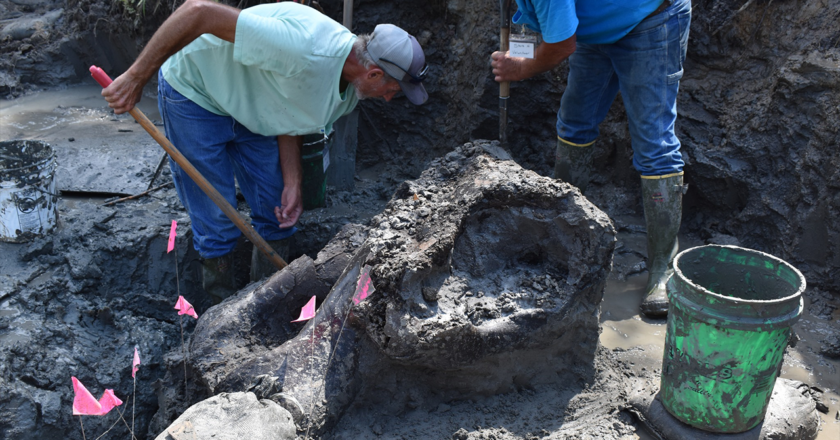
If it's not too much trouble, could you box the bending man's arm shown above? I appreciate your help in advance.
[275,135,304,229]
[491,35,576,82]
[102,0,241,113]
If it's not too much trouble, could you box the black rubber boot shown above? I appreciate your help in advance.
[640,173,687,318]
[203,253,236,305]
[249,237,292,283]
[553,138,594,193]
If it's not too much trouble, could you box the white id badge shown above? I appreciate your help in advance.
[509,34,536,59]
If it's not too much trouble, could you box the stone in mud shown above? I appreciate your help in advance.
[821,332,840,359]
[154,392,295,440]
[628,378,820,440]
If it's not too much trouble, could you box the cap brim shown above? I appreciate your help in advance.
[399,81,428,105]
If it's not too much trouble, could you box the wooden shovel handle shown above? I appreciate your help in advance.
[500,27,510,98]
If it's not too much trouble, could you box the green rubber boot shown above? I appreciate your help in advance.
[203,253,236,305]
[553,138,595,193]
[250,237,292,283]
[640,173,687,318]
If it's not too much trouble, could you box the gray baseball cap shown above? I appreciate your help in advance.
[367,24,429,105]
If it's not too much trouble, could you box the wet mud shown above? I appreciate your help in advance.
[1,0,839,439]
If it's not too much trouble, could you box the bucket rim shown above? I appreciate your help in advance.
[672,244,806,305]
[0,155,56,174]
[0,140,56,174]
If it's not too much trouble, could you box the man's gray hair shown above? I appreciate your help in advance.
[353,34,396,81]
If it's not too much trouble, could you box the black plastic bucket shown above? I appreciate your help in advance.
[300,132,331,211]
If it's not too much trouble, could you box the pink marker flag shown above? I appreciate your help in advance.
[174,296,198,319]
[72,378,123,415]
[292,296,317,322]
[132,346,141,378]
[167,220,177,253]
[72,377,102,416]
[97,389,123,415]
[352,265,376,305]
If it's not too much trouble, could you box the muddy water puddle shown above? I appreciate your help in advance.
[0,84,161,138]
[600,225,840,439]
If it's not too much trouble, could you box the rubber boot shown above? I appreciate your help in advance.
[640,173,687,318]
[250,238,292,283]
[553,138,594,193]
[203,253,236,305]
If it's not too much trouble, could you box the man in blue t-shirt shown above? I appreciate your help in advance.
[491,0,691,318]
[102,0,429,303]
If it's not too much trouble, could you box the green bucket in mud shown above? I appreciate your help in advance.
[660,245,805,433]
[300,132,331,211]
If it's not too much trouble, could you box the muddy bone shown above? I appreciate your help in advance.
[189,141,616,433]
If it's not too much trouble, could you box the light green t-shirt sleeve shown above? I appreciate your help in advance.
[233,10,311,76]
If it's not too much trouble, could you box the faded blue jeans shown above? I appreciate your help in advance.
[557,0,691,176]
[157,71,294,258]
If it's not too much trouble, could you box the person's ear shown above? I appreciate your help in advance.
[367,67,384,81]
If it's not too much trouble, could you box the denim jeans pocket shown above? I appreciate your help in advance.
[159,76,192,105]
[667,7,691,84]
[666,68,684,85]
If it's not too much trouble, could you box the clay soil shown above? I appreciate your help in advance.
[1,0,839,439]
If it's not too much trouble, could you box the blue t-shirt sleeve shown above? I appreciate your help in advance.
[512,0,577,43]
[233,9,311,76]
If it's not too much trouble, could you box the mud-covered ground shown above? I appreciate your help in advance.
[1,0,839,439]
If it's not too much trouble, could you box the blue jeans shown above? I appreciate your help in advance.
[157,72,294,258]
[557,0,691,176]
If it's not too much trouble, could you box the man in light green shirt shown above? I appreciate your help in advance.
[102,0,428,302]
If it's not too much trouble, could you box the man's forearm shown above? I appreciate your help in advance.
[278,135,303,190]
[126,0,240,84]
[491,34,576,82]
[519,35,577,79]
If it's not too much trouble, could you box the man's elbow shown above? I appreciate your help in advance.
[541,35,576,68]
[181,0,215,22]
[558,34,576,60]
[179,0,203,13]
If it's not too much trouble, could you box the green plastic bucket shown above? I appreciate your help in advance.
[660,245,805,433]
[300,132,331,211]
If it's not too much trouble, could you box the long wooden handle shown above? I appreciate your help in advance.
[500,27,510,98]
[499,0,512,99]
[343,0,353,29]
[90,66,288,271]
[499,0,512,146]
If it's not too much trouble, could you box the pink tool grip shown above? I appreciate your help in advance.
[89,66,113,88]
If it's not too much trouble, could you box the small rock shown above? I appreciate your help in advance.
[452,428,469,440]
[422,287,438,302]
[815,400,829,414]
[22,239,53,262]
[371,423,383,435]
[820,333,840,359]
